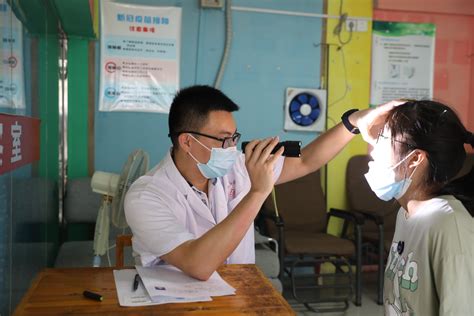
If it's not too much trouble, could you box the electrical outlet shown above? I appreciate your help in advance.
[201,0,224,8]
[346,18,368,32]
[346,19,356,32]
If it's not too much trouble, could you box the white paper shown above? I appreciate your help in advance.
[136,265,236,299]
[113,269,212,307]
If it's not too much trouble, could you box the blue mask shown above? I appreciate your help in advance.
[188,135,240,179]
[364,151,417,201]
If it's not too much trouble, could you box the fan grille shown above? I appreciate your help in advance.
[288,92,321,127]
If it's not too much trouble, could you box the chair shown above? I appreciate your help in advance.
[55,178,133,268]
[254,229,282,292]
[261,170,364,312]
[115,234,133,268]
[345,155,399,305]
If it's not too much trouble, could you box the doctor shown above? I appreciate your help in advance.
[125,85,400,280]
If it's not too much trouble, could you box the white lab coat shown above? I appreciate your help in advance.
[124,149,284,267]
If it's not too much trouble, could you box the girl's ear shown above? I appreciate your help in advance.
[408,149,427,169]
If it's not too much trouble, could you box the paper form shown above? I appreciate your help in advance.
[113,269,212,307]
[135,264,236,299]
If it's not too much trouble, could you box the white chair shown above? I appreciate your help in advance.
[254,229,282,292]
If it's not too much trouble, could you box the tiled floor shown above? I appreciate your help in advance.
[282,271,384,316]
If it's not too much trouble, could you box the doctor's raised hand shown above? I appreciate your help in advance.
[352,100,406,145]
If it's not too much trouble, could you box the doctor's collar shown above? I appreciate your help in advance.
[186,178,217,187]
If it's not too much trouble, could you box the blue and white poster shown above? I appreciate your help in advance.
[370,21,435,107]
[99,0,181,112]
[0,1,25,109]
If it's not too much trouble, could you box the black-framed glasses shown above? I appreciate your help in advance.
[376,131,416,148]
[180,131,241,149]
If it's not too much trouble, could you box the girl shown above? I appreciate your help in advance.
[364,100,474,316]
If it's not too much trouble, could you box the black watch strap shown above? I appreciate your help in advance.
[341,109,360,134]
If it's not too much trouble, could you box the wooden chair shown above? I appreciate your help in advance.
[115,234,132,268]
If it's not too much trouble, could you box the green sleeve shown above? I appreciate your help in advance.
[433,254,474,315]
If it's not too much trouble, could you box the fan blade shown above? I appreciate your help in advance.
[112,149,150,229]
[297,93,308,104]
[309,108,321,120]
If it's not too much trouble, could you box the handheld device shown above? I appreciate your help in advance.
[241,140,301,157]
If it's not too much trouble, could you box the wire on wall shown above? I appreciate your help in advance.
[214,0,233,89]
[333,0,354,48]
[328,47,350,107]
[328,0,353,108]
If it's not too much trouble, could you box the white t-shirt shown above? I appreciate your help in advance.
[124,149,284,267]
[384,195,474,316]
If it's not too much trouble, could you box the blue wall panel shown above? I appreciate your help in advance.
[95,0,323,173]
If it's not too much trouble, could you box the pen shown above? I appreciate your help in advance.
[83,290,103,301]
[133,273,141,291]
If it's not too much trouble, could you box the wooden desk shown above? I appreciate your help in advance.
[14,264,294,315]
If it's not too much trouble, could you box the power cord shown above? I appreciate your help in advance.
[332,0,354,48]
[328,47,350,107]
[333,12,348,36]
[328,0,353,107]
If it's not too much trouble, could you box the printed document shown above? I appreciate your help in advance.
[113,265,235,307]
[113,269,212,306]
[136,264,235,299]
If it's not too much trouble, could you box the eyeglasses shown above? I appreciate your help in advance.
[376,131,416,148]
[180,131,241,149]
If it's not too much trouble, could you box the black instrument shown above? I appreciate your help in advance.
[241,140,301,157]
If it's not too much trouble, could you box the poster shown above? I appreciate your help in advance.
[0,1,25,109]
[99,1,181,112]
[370,21,435,106]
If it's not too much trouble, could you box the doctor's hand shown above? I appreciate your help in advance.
[244,137,284,197]
[350,100,406,145]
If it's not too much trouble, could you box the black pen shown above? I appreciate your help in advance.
[133,273,141,291]
[83,290,103,301]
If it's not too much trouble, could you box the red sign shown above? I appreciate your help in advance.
[0,113,40,175]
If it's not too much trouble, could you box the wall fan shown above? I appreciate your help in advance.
[284,88,327,132]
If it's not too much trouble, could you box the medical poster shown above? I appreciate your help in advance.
[99,1,181,112]
[370,21,435,107]
[0,1,25,109]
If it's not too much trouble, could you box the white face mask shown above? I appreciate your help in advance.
[364,150,418,201]
[188,135,240,179]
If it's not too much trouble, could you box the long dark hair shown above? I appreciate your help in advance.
[385,100,474,215]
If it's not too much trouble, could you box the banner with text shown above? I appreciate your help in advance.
[0,113,40,175]
[370,21,435,107]
[0,1,25,109]
[99,1,181,113]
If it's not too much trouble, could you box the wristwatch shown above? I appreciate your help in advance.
[341,109,360,134]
